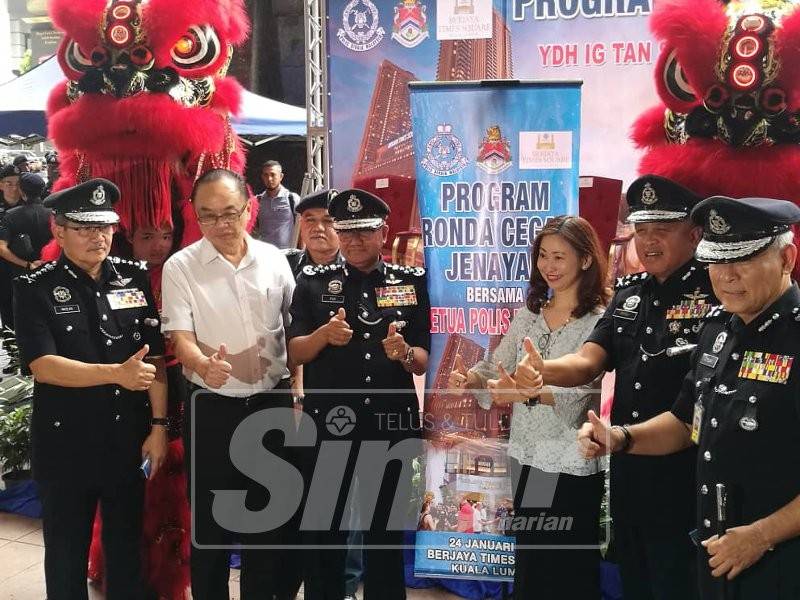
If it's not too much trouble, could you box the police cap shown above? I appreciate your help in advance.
[43,178,120,225]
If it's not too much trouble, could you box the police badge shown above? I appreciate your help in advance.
[420,124,469,176]
[391,0,428,48]
[338,0,385,51]
[708,209,731,235]
[90,185,106,206]
[641,182,658,206]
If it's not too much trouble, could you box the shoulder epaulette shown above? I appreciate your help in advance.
[704,305,727,320]
[302,263,344,277]
[614,271,648,290]
[387,263,426,276]
[16,260,57,285]
[109,256,148,271]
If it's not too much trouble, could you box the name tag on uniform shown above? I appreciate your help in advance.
[106,288,148,310]
[376,285,417,308]
[613,308,637,320]
[699,353,719,368]
[54,304,81,315]
[321,294,345,303]
[691,401,704,444]
[738,351,794,384]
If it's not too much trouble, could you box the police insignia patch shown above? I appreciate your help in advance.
[53,286,72,303]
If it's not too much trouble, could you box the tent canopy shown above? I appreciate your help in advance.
[0,58,306,138]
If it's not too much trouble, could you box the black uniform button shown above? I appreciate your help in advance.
[365,353,371,360]
[634,382,642,390]
[115,414,121,421]
[731,353,740,361]
[365,376,371,383]
[711,418,718,428]
[748,395,757,404]
[703,451,712,462]
[53,421,61,427]
[703,518,711,528]
[102,314,108,321]
[313,408,319,415]
[641,355,648,362]
[115,389,120,396]
[632,411,639,419]
[329,311,335,317]
[363,333,370,339]
[701,484,708,495]
[96,292,101,297]
[362,292,368,298]
[653,300,660,307]
[65,325,73,332]
[106,339,113,346]
[616,327,623,333]
[364,397,371,405]
[646,327,653,334]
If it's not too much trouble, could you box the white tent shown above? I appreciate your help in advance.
[0,57,306,138]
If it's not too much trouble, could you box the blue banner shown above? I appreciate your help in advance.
[409,80,581,582]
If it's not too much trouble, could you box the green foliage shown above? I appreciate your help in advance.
[17,50,33,76]
[0,403,32,474]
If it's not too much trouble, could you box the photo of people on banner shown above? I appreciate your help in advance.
[408,81,601,594]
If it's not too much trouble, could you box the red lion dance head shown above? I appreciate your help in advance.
[46,0,250,245]
[634,0,800,203]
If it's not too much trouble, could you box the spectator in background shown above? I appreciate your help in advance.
[45,152,60,194]
[0,164,22,333]
[0,173,53,275]
[457,499,474,533]
[13,155,29,173]
[255,160,300,249]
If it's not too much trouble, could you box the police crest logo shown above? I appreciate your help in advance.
[53,286,72,303]
[708,209,732,235]
[622,295,641,311]
[328,279,343,294]
[712,331,727,353]
[420,123,469,176]
[346,194,362,213]
[641,182,658,205]
[337,0,386,52]
[391,0,428,48]
[90,185,106,206]
[476,125,512,175]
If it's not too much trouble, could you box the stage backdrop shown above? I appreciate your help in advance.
[328,0,655,192]
[409,80,581,582]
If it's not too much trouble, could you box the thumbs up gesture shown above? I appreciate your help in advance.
[515,337,544,397]
[382,321,408,361]
[487,363,526,405]
[201,343,233,389]
[323,307,353,346]
[117,344,157,391]
[577,410,625,458]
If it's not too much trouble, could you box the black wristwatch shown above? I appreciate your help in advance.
[612,424,633,453]
[150,417,169,427]
[525,397,539,407]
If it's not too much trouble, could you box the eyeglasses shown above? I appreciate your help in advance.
[196,203,248,227]
[64,224,117,237]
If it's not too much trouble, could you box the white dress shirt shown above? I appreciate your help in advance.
[161,235,295,397]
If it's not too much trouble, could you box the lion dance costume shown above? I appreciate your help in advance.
[45,0,252,596]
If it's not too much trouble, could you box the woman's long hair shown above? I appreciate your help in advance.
[526,215,610,318]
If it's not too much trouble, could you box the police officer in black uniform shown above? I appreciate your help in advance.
[517,175,714,599]
[13,179,168,600]
[0,173,53,274]
[579,195,800,599]
[283,188,343,278]
[287,189,430,600]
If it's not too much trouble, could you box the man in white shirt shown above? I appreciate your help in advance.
[161,169,296,600]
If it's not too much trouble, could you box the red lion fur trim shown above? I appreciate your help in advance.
[649,0,728,111]
[774,8,800,111]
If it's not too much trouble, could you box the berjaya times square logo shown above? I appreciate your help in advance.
[338,0,385,52]
[420,123,469,176]
[392,0,428,48]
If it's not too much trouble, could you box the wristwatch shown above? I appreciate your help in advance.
[404,346,415,366]
[525,397,539,407]
[150,417,169,427]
